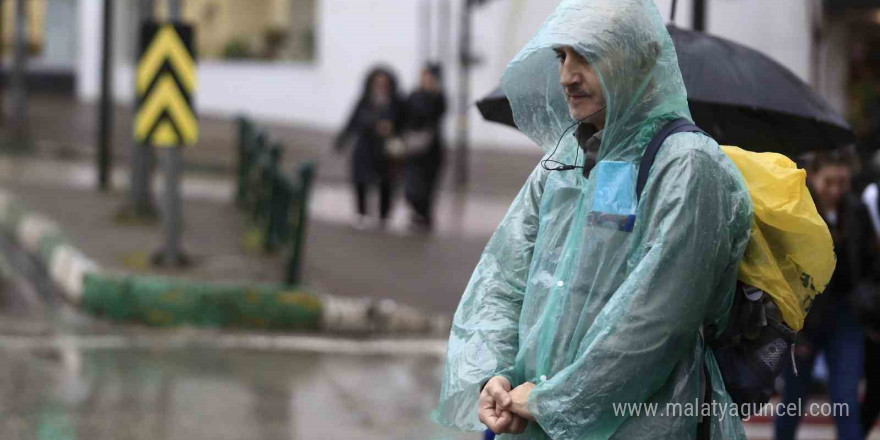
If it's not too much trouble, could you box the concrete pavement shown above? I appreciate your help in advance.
[0,153,517,315]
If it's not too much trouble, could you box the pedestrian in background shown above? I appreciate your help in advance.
[775,150,869,440]
[404,63,447,231]
[859,150,880,437]
[334,66,405,230]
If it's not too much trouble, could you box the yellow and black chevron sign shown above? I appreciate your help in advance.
[135,23,197,147]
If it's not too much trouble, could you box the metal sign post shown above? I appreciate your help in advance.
[134,12,197,267]
[98,0,113,190]
[160,146,184,266]
[693,0,707,32]
[129,0,157,218]
[454,0,472,188]
[9,0,28,150]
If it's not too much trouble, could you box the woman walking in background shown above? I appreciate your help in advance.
[335,66,405,230]
[859,151,880,437]
[775,151,870,440]
[404,64,447,232]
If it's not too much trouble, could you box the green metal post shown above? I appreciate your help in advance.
[285,162,316,286]
[261,145,282,251]
[266,175,292,252]
[249,132,268,219]
[236,117,251,207]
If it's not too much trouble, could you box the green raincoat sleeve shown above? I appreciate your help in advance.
[433,163,547,430]
[528,141,749,439]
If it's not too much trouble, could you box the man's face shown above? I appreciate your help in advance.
[420,70,439,92]
[554,46,606,127]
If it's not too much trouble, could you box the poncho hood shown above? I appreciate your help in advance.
[502,0,691,163]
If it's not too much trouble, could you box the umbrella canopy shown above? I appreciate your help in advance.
[475,87,514,134]
[477,25,854,156]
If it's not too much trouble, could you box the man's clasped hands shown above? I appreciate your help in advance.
[478,376,537,434]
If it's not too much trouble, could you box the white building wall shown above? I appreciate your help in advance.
[80,0,424,127]
[197,0,423,127]
[815,19,850,115]
[77,0,101,98]
[29,0,79,71]
[76,0,818,150]
[707,0,812,83]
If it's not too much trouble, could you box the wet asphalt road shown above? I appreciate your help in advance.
[0,233,475,440]
[0,344,463,440]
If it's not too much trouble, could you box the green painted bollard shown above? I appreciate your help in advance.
[286,161,316,286]
[236,117,253,207]
[251,137,275,222]
[259,145,283,248]
[246,131,266,210]
[265,173,295,252]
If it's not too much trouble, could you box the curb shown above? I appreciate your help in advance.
[0,189,450,335]
[0,190,97,304]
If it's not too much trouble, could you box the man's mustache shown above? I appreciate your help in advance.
[564,87,592,98]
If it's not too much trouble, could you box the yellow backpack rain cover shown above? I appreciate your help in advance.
[721,146,835,331]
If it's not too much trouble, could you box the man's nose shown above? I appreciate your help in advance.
[560,62,579,88]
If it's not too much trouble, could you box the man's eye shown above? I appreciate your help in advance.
[555,52,565,62]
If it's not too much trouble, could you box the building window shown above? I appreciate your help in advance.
[2,0,48,57]
[154,0,317,62]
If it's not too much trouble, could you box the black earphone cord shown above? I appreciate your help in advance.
[541,105,607,172]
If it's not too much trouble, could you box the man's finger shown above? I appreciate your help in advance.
[478,407,499,427]
[484,410,512,433]
[490,376,512,391]
[488,384,512,409]
[479,390,494,406]
[482,417,500,433]
[495,410,512,429]
[501,410,513,423]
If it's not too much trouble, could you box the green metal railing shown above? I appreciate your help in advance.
[236,116,316,286]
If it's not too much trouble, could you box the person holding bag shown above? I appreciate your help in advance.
[335,66,405,230]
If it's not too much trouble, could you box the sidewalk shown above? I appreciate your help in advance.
[21,93,542,197]
[0,154,518,315]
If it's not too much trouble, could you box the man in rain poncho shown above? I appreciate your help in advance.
[434,0,753,438]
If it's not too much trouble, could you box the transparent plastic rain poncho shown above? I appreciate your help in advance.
[434,0,753,439]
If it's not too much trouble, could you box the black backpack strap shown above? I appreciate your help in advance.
[636,118,708,203]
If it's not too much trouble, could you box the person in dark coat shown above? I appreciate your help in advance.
[403,64,447,231]
[775,150,870,440]
[861,215,880,437]
[335,67,405,229]
[859,152,880,437]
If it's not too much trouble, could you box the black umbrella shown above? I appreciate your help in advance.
[476,25,854,156]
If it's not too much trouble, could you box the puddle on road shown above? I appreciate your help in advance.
[0,346,477,440]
